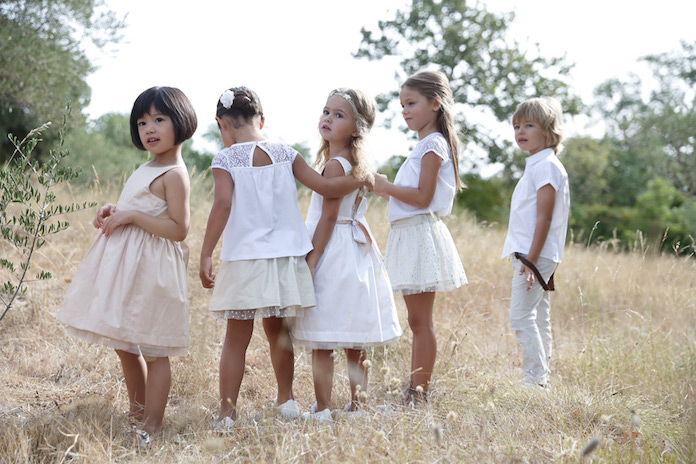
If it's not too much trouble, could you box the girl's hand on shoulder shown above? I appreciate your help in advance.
[93,203,117,229]
[373,173,391,199]
[362,172,375,191]
[200,256,216,288]
[100,210,133,237]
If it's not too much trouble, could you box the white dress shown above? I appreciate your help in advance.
[291,157,402,349]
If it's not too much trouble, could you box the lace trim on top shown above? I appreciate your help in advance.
[211,142,297,170]
[413,133,449,161]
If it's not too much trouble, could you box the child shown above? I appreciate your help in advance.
[291,88,402,421]
[501,96,570,389]
[373,70,467,405]
[57,86,196,446]
[199,86,371,429]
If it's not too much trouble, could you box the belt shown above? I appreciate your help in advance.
[513,252,555,291]
[336,219,371,254]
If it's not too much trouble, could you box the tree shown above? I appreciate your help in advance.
[1,115,95,322]
[0,0,124,162]
[594,41,696,199]
[355,0,582,173]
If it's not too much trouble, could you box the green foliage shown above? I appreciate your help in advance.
[594,41,696,199]
[0,0,125,163]
[562,137,610,206]
[355,0,582,170]
[455,173,509,224]
[377,155,407,182]
[1,113,96,322]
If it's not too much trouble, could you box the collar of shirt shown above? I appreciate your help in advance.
[524,147,555,171]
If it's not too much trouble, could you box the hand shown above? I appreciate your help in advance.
[93,203,117,229]
[362,172,375,191]
[100,210,132,237]
[305,251,317,279]
[519,263,535,291]
[200,256,216,288]
[373,173,391,199]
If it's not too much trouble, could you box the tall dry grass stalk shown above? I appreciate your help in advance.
[1,174,694,463]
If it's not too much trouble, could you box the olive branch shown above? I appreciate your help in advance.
[1,110,96,323]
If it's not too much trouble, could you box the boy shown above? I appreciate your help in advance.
[501,97,570,388]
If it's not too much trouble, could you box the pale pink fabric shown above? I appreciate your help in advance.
[57,164,189,357]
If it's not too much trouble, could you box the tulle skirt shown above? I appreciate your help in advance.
[209,256,315,320]
[385,213,467,295]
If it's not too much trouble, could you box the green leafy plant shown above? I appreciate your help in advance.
[0,112,95,322]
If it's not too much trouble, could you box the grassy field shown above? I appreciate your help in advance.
[1,173,695,463]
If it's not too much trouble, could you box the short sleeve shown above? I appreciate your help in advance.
[211,149,229,171]
[414,133,449,161]
[532,160,564,192]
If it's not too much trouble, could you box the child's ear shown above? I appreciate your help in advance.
[431,99,441,113]
[259,116,265,130]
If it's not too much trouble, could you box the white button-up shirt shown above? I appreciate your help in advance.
[501,148,570,263]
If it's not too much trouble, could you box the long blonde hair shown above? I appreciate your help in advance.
[314,88,376,183]
[402,70,462,190]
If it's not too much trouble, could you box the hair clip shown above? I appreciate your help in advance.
[219,89,236,109]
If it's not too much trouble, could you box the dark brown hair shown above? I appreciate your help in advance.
[216,86,263,128]
[129,86,198,150]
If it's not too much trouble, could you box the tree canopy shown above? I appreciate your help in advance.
[0,0,124,162]
[355,0,582,171]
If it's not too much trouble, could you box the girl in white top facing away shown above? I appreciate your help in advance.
[373,70,467,405]
[58,86,196,447]
[291,89,402,422]
[501,97,570,389]
[199,86,371,429]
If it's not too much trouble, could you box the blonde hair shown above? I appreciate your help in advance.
[315,88,376,183]
[402,70,462,190]
[512,97,565,154]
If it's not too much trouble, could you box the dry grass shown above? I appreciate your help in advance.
[1,174,694,463]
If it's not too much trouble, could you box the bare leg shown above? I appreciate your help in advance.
[141,357,171,436]
[312,349,334,411]
[345,349,367,410]
[116,350,147,420]
[404,292,437,393]
[263,317,295,405]
[219,318,254,420]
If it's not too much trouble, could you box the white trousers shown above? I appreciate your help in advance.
[509,256,557,385]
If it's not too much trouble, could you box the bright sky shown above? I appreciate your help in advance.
[85,0,696,170]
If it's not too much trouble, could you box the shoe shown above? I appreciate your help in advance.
[276,398,300,419]
[127,428,159,450]
[517,378,546,391]
[301,405,333,423]
[214,416,236,432]
[336,402,366,419]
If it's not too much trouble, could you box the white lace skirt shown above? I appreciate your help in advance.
[385,213,467,295]
[209,256,315,320]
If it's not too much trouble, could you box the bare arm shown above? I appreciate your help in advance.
[373,152,442,208]
[199,168,234,288]
[101,168,190,241]
[305,161,344,275]
[293,155,370,198]
[520,183,555,290]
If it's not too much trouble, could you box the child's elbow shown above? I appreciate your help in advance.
[172,225,189,242]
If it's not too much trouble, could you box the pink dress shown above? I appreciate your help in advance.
[57,164,189,357]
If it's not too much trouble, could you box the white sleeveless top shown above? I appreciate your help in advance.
[211,141,313,261]
[387,132,456,223]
